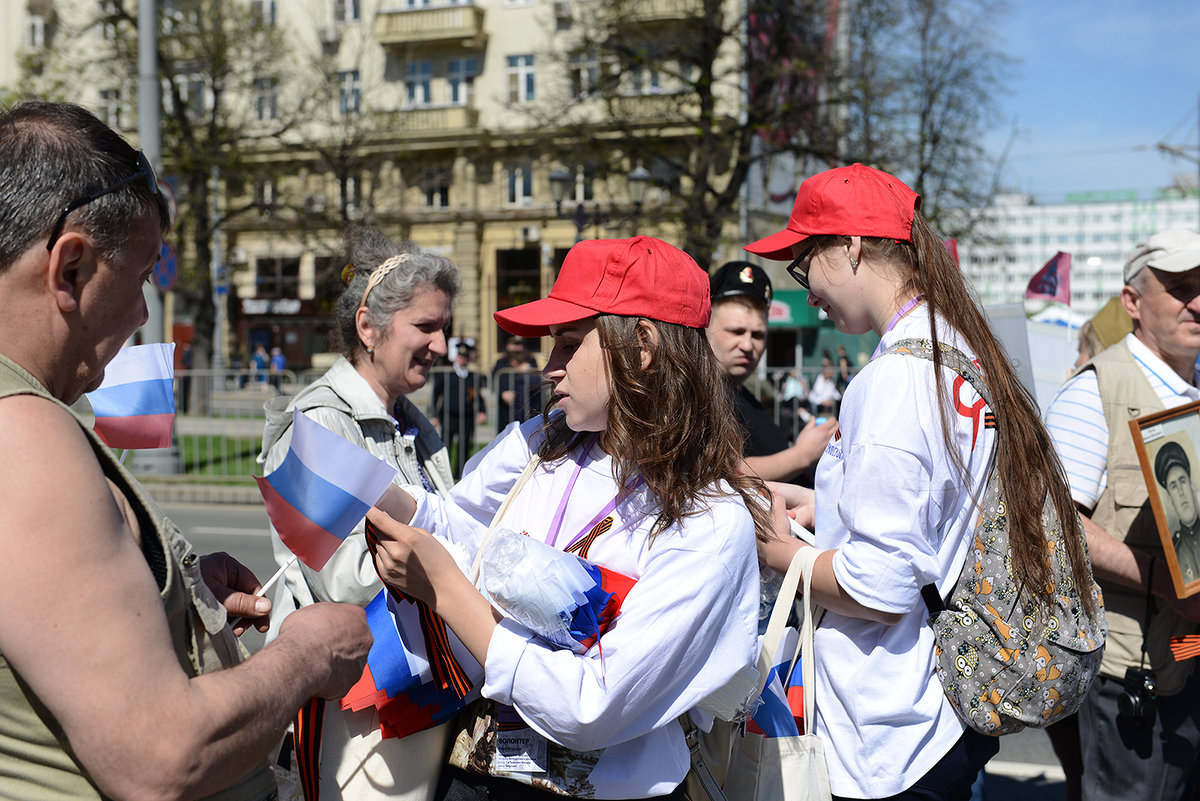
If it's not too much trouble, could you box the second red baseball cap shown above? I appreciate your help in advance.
[745,163,921,261]
[495,235,711,337]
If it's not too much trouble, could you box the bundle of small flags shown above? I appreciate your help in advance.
[478,529,636,655]
[338,577,483,740]
[86,343,176,449]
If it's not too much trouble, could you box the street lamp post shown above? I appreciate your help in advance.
[549,163,652,241]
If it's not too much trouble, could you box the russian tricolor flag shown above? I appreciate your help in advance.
[746,627,804,738]
[340,588,484,740]
[256,409,398,570]
[86,343,176,449]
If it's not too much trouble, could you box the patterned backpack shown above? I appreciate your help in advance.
[883,338,1107,735]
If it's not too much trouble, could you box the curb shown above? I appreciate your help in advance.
[138,481,263,506]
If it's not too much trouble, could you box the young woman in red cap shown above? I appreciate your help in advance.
[366,235,771,800]
[746,164,1101,800]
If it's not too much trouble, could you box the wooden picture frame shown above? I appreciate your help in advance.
[1129,400,1200,599]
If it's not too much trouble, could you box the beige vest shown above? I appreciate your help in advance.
[1087,340,1198,694]
[0,356,276,801]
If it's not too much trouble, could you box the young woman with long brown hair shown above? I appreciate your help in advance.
[748,164,1101,801]
[365,235,770,800]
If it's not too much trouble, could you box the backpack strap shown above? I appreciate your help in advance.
[876,338,994,616]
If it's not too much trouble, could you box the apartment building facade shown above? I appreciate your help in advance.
[958,187,1200,320]
[4,0,757,367]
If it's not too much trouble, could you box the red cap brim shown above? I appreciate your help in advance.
[493,296,599,337]
[744,228,808,261]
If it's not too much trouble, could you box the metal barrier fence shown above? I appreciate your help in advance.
[125,364,850,479]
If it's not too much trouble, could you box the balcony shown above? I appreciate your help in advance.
[375,4,486,49]
[609,92,693,122]
[608,0,703,24]
[386,105,480,135]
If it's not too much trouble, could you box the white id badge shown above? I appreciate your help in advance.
[495,727,548,774]
[493,705,547,774]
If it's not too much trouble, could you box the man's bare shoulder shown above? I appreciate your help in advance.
[0,393,124,543]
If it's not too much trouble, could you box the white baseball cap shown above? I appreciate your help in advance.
[1124,228,1200,283]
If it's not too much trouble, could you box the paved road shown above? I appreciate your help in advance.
[171,501,1069,800]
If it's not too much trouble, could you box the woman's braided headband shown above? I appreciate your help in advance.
[357,253,411,308]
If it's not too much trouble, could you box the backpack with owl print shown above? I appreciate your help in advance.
[882,338,1107,736]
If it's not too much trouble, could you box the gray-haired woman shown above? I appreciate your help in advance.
[259,226,459,801]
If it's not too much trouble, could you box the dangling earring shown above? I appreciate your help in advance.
[850,258,859,272]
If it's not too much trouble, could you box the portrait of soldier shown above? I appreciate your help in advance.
[1153,439,1200,584]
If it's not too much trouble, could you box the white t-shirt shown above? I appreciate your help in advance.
[1044,333,1200,508]
[407,417,761,799]
[812,306,995,798]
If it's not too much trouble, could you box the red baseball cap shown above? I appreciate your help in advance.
[494,235,711,337]
[744,163,921,261]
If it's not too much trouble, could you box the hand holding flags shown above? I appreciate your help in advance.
[256,409,398,570]
[85,343,176,449]
[339,584,484,740]
[1026,252,1072,305]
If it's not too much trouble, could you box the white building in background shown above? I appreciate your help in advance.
[959,186,1200,319]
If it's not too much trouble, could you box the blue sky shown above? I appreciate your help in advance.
[985,0,1200,201]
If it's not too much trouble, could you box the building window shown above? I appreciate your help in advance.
[254,78,277,121]
[98,89,122,129]
[251,0,277,25]
[570,52,600,99]
[255,178,276,214]
[506,55,535,104]
[564,164,595,202]
[507,164,533,206]
[100,0,120,39]
[26,14,46,49]
[405,0,431,6]
[338,70,361,115]
[405,61,432,107]
[334,0,360,22]
[423,168,450,208]
[175,74,212,116]
[448,58,477,106]
[342,174,362,217]
[255,256,301,299]
[629,65,661,95]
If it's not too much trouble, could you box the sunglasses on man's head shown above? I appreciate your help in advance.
[46,150,159,251]
[786,244,816,290]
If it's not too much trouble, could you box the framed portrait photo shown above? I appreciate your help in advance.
[1129,400,1200,599]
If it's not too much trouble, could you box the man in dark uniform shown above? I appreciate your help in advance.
[706,261,836,483]
[1154,440,1200,583]
[433,341,487,478]
[491,334,542,430]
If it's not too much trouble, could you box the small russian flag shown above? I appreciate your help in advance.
[256,409,398,571]
[570,562,637,651]
[746,627,804,738]
[86,343,176,449]
[340,588,484,740]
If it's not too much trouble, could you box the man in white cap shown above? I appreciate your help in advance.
[1045,229,1200,801]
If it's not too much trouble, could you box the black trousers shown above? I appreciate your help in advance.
[438,766,687,801]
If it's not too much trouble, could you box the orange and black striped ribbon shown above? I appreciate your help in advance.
[565,516,613,561]
[294,697,325,801]
[365,518,473,699]
[1170,634,1200,662]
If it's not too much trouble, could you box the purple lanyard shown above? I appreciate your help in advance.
[544,437,645,550]
[871,295,924,360]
